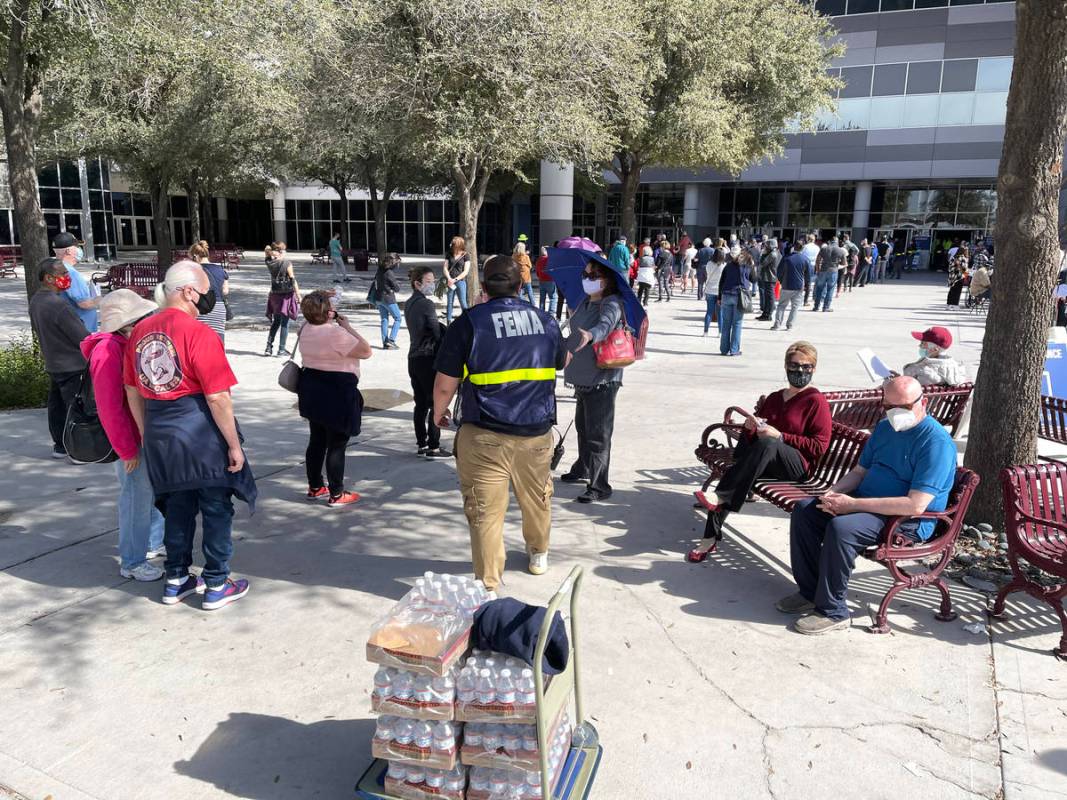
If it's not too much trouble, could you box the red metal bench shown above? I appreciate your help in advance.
[91,262,162,298]
[0,244,23,265]
[824,383,973,436]
[0,253,16,278]
[311,248,329,264]
[1038,394,1067,455]
[993,463,1067,659]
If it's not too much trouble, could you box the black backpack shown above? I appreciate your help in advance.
[63,364,118,464]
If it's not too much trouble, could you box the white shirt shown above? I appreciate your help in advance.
[801,243,820,269]
[683,247,697,268]
[705,262,727,295]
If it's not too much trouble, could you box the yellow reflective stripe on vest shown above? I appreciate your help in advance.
[466,367,557,386]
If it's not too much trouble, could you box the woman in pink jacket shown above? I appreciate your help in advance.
[80,290,165,581]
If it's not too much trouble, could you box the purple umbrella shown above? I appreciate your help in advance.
[556,236,602,253]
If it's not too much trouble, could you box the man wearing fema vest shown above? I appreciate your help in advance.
[433,254,565,591]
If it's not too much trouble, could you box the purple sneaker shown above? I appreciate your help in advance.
[202,578,250,610]
[162,575,205,605]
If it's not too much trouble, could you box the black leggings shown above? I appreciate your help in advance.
[408,356,440,450]
[637,282,651,306]
[306,422,350,496]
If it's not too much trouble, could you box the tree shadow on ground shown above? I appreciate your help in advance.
[1037,748,1067,777]
[174,712,375,800]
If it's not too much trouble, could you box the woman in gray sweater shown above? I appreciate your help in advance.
[560,260,625,503]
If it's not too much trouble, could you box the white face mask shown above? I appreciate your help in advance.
[581,278,603,296]
[886,407,920,432]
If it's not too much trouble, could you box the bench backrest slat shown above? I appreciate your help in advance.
[825,383,973,435]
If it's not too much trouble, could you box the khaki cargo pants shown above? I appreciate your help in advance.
[455,424,554,591]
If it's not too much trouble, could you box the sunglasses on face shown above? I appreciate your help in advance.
[882,396,922,412]
[582,271,601,280]
[786,362,815,372]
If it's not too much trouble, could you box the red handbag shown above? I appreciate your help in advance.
[593,307,636,369]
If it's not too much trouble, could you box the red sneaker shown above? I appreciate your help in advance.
[307,487,329,500]
[328,491,361,508]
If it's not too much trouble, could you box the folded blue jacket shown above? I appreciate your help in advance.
[472,598,570,676]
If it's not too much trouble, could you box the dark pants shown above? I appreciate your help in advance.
[267,315,290,350]
[758,279,776,318]
[160,487,235,587]
[789,498,891,620]
[306,421,350,496]
[803,273,812,305]
[716,436,806,513]
[569,383,620,496]
[47,370,83,448]
[637,282,651,306]
[696,272,707,298]
[857,262,871,286]
[408,355,440,450]
[656,270,672,300]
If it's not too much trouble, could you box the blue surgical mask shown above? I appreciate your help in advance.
[918,346,928,359]
[74,246,84,262]
[582,278,603,295]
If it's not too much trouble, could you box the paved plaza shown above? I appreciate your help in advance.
[1,258,1065,800]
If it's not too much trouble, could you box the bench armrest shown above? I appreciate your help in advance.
[876,508,960,559]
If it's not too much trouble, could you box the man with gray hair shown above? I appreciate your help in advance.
[124,261,257,610]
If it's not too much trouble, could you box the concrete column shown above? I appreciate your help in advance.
[683,183,700,231]
[777,191,789,230]
[76,157,96,260]
[697,185,719,241]
[539,161,573,246]
[268,185,286,243]
[852,180,873,240]
[216,197,229,244]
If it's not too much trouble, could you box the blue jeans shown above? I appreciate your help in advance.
[520,282,535,304]
[446,281,468,323]
[114,451,164,569]
[719,293,743,355]
[813,271,838,310]
[789,498,890,620]
[160,487,235,587]
[703,295,718,334]
[377,302,402,345]
[539,283,557,314]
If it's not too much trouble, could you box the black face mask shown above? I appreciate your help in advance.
[192,287,217,315]
[786,369,813,389]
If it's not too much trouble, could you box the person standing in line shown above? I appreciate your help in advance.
[812,237,844,312]
[695,237,715,298]
[264,245,300,356]
[535,246,557,314]
[654,240,674,302]
[432,255,565,591]
[513,242,535,304]
[756,239,780,321]
[838,233,859,297]
[81,289,165,581]
[124,261,256,610]
[189,240,229,343]
[374,252,403,350]
[801,234,820,306]
[772,241,808,331]
[857,238,873,287]
[297,290,373,506]
[681,239,698,295]
[328,232,350,283]
[405,267,450,459]
[28,257,90,458]
[703,247,727,337]
[52,231,100,332]
[607,234,631,278]
[718,246,753,356]
[636,246,656,306]
[443,236,471,323]
[882,236,896,281]
[559,258,626,504]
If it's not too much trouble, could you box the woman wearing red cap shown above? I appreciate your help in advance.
[901,326,967,386]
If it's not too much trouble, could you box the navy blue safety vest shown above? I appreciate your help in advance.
[459,297,560,434]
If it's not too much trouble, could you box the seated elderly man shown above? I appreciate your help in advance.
[901,326,967,387]
[778,377,958,635]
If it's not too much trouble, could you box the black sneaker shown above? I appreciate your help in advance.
[417,446,429,456]
[576,489,612,504]
[424,448,453,459]
[52,443,67,459]
[264,345,273,356]
[559,472,586,484]
[385,340,400,350]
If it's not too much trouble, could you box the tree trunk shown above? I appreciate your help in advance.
[498,185,515,253]
[453,160,490,301]
[149,177,173,268]
[327,179,350,249]
[186,181,201,243]
[962,0,1067,523]
[202,193,215,243]
[361,161,390,265]
[616,152,642,245]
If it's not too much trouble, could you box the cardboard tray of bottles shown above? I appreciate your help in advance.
[356,566,601,800]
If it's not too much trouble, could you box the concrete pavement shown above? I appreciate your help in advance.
[0,257,1064,799]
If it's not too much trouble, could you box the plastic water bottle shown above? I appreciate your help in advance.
[373,667,393,698]
[424,768,444,789]
[405,765,424,786]
[464,723,482,748]
[470,768,490,792]
[503,726,521,752]
[386,761,406,781]
[523,728,538,752]
[475,669,495,704]
[431,673,454,703]
[456,667,477,704]
[413,721,434,750]
[508,772,526,796]
[527,771,542,798]
[445,765,465,792]
[482,723,502,751]
[433,721,455,753]
[414,674,434,703]
[460,588,480,620]
[394,719,414,745]
[517,669,536,706]
[393,671,413,700]
[490,770,508,795]
[374,716,394,740]
[497,669,516,705]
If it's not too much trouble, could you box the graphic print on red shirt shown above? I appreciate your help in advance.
[124,307,236,400]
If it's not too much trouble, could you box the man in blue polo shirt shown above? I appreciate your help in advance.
[779,376,957,635]
[53,232,99,331]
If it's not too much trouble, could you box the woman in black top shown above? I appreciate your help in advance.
[655,240,674,302]
[264,244,300,356]
[405,266,450,458]
[374,252,402,350]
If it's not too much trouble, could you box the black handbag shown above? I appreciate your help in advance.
[62,365,118,464]
[738,287,754,314]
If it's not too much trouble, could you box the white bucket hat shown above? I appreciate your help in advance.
[99,289,158,333]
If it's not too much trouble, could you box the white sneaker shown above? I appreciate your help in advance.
[145,547,166,560]
[528,551,548,576]
[121,563,164,581]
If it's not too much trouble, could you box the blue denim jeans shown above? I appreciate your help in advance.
[719,293,743,355]
[814,271,838,310]
[446,281,468,323]
[160,487,235,587]
[703,294,718,334]
[520,282,535,304]
[539,282,557,314]
[377,302,402,345]
[114,450,164,569]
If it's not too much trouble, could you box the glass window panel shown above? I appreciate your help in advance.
[312,220,329,249]
[285,199,296,218]
[903,94,939,127]
[815,0,846,14]
[445,202,457,223]
[296,221,313,250]
[348,199,367,221]
[91,211,107,244]
[977,57,1013,92]
[350,221,368,250]
[868,95,905,129]
[938,92,975,125]
[133,194,152,216]
[906,61,942,94]
[941,59,978,92]
[872,64,907,97]
[405,223,422,253]
[59,161,80,188]
[955,212,987,227]
[39,187,61,209]
[284,221,297,249]
[405,200,423,222]
[927,188,959,215]
[64,213,82,238]
[719,190,735,213]
[44,213,61,241]
[424,224,443,256]
[879,0,913,10]
[759,189,785,215]
[61,188,82,209]
[312,199,329,221]
[330,200,341,220]
[812,189,840,212]
[387,200,404,221]
[386,222,404,252]
[296,199,312,220]
[972,91,1008,125]
[87,159,102,189]
[949,0,983,5]
[867,213,883,228]
[425,201,443,222]
[957,188,996,212]
[170,195,189,217]
[814,107,838,131]
[809,212,835,229]
[718,212,733,228]
[839,188,856,214]
[0,211,11,244]
[38,163,59,187]
[847,0,879,12]
[788,190,812,214]
[836,97,871,130]
[840,66,873,98]
[111,192,132,216]
[735,188,758,211]
[101,164,110,190]
[915,0,948,6]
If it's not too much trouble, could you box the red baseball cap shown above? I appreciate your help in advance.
[911,326,952,349]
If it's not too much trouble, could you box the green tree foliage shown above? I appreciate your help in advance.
[607,0,842,240]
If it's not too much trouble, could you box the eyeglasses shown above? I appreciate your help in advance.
[786,362,815,372]
[882,395,922,411]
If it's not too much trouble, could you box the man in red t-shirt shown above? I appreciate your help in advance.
[124,261,255,610]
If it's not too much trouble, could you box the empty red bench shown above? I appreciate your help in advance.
[92,262,162,298]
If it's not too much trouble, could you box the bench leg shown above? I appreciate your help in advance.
[989,580,1026,618]
[933,578,957,622]
[869,582,907,634]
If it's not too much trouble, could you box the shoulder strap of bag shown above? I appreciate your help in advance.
[285,323,306,365]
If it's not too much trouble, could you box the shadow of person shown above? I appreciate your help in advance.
[174,712,376,799]
[1038,748,1067,777]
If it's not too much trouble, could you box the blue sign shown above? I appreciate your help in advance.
[912,235,932,251]
[1043,342,1067,398]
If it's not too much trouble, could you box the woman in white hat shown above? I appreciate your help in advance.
[79,289,165,581]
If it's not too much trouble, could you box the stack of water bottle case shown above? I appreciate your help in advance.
[365,572,573,799]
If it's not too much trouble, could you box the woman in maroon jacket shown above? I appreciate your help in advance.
[687,341,832,562]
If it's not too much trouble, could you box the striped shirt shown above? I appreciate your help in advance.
[199,262,228,342]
